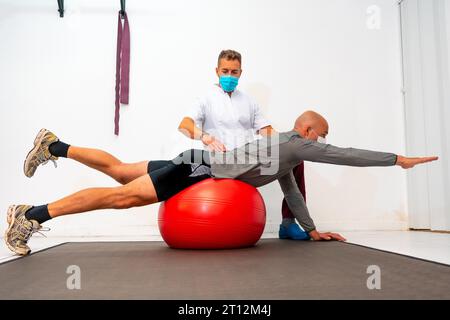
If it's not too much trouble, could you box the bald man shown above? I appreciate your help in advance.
[293,111,329,138]
[279,113,328,237]
[278,113,326,241]
[5,111,438,255]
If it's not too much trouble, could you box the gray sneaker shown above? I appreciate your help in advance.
[23,129,59,178]
[4,205,44,256]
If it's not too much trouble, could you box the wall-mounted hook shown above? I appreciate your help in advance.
[57,0,64,18]
[120,0,126,19]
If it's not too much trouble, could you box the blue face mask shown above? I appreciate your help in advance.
[219,75,239,92]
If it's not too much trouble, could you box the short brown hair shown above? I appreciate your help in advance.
[218,49,242,66]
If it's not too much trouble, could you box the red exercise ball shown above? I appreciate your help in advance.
[158,178,266,249]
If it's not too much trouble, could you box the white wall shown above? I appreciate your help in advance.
[0,0,406,237]
[401,0,450,231]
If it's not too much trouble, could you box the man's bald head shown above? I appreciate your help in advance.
[293,111,329,141]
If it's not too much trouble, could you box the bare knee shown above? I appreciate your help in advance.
[111,185,151,209]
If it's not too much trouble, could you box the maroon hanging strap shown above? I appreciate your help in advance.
[114,11,130,135]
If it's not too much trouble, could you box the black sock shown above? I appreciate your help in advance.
[25,205,52,224]
[49,140,70,158]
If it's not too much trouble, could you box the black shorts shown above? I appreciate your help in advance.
[147,149,211,201]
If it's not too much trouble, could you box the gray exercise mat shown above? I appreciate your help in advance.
[1,239,449,300]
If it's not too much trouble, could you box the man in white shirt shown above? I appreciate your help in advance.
[178,49,309,240]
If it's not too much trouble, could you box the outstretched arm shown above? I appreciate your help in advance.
[307,155,439,241]
[292,139,438,168]
[288,140,438,241]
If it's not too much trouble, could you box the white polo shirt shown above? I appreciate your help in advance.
[188,84,271,150]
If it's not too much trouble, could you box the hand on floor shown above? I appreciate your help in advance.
[309,230,346,242]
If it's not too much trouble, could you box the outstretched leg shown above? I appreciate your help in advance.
[4,174,158,255]
[24,128,149,184]
[48,173,157,218]
[8,148,210,255]
[67,145,149,185]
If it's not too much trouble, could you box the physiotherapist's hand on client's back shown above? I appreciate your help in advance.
[178,117,227,152]
[200,132,227,152]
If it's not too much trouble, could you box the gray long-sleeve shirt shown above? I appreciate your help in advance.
[209,130,397,232]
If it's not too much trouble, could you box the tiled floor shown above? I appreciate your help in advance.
[344,230,450,265]
[1,231,450,265]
